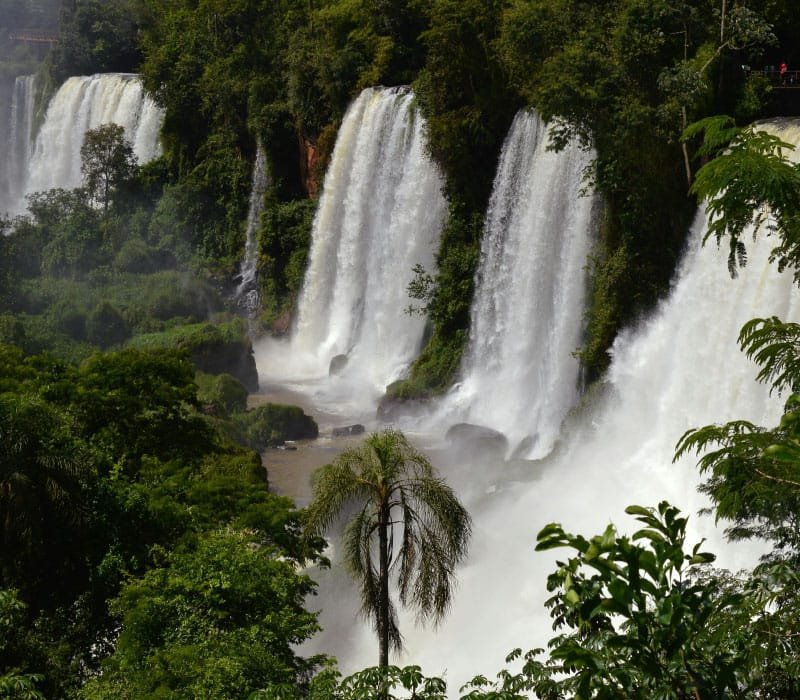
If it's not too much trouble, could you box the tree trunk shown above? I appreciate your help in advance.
[681,106,692,187]
[378,499,390,670]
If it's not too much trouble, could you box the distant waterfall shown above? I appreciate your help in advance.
[260,86,446,412]
[23,73,163,202]
[443,110,596,458]
[236,143,269,314]
[0,75,36,215]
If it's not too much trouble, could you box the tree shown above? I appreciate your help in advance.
[305,429,471,668]
[79,530,324,699]
[0,394,87,602]
[0,589,44,700]
[80,123,137,213]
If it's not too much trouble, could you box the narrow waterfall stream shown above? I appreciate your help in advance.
[436,110,597,459]
[0,75,37,216]
[236,143,269,315]
[256,86,446,420]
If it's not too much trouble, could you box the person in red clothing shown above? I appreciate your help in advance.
[780,62,788,84]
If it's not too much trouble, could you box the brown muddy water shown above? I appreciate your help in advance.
[249,382,368,506]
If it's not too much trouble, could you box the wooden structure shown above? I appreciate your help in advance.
[8,30,59,45]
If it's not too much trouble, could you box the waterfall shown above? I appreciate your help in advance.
[308,120,800,688]
[258,86,446,416]
[0,75,36,216]
[22,73,163,205]
[236,143,269,314]
[441,110,596,458]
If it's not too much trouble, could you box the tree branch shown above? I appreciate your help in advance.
[754,468,800,489]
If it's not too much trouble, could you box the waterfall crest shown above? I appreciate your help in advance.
[259,86,446,413]
[22,73,163,205]
[236,143,269,314]
[442,110,596,458]
[0,75,37,216]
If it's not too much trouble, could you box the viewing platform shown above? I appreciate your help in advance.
[753,67,800,90]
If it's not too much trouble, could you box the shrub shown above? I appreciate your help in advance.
[232,403,318,451]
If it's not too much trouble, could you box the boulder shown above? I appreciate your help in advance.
[445,423,508,455]
[329,354,349,375]
[332,424,366,437]
[510,434,537,460]
[377,393,428,422]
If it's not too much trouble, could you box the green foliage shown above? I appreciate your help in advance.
[0,394,89,603]
[0,341,325,696]
[675,316,800,548]
[79,530,324,700]
[257,197,316,328]
[687,115,800,280]
[574,241,631,376]
[67,347,210,471]
[531,502,746,698]
[306,430,471,665]
[24,188,105,278]
[47,0,144,83]
[233,403,319,451]
[86,301,130,349]
[1,269,225,363]
[195,371,248,417]
[0,588,45,699]
[299,664,447,700]
[112,235,160,273]
[128,316,258,390]
[399,206,481,395]
[415,0,518,209]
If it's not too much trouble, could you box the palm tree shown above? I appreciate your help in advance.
[0,394,85,597]
[305,429,471,667]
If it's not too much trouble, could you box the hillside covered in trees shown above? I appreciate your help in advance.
[3,0,800,697]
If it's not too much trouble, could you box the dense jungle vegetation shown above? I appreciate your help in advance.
[3,0,800,697]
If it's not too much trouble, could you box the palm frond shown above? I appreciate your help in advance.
[306,459,374,537]
[738,317,800,394]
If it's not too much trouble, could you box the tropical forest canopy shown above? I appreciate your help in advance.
[2,0,800,697]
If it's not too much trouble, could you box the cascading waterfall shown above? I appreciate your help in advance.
[308,120,800,688]
[235,143,269,314]
[22,73,163,203]
[258,86,446,416]
[441,110,597,458]
[0,75,37,216]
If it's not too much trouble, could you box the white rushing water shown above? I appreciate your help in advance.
[257,86,446,418]
[236,142,269,314]
[305,119,800,690]
[439,110,596,459]
[21,73,163,207]
[0,75,37,216]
